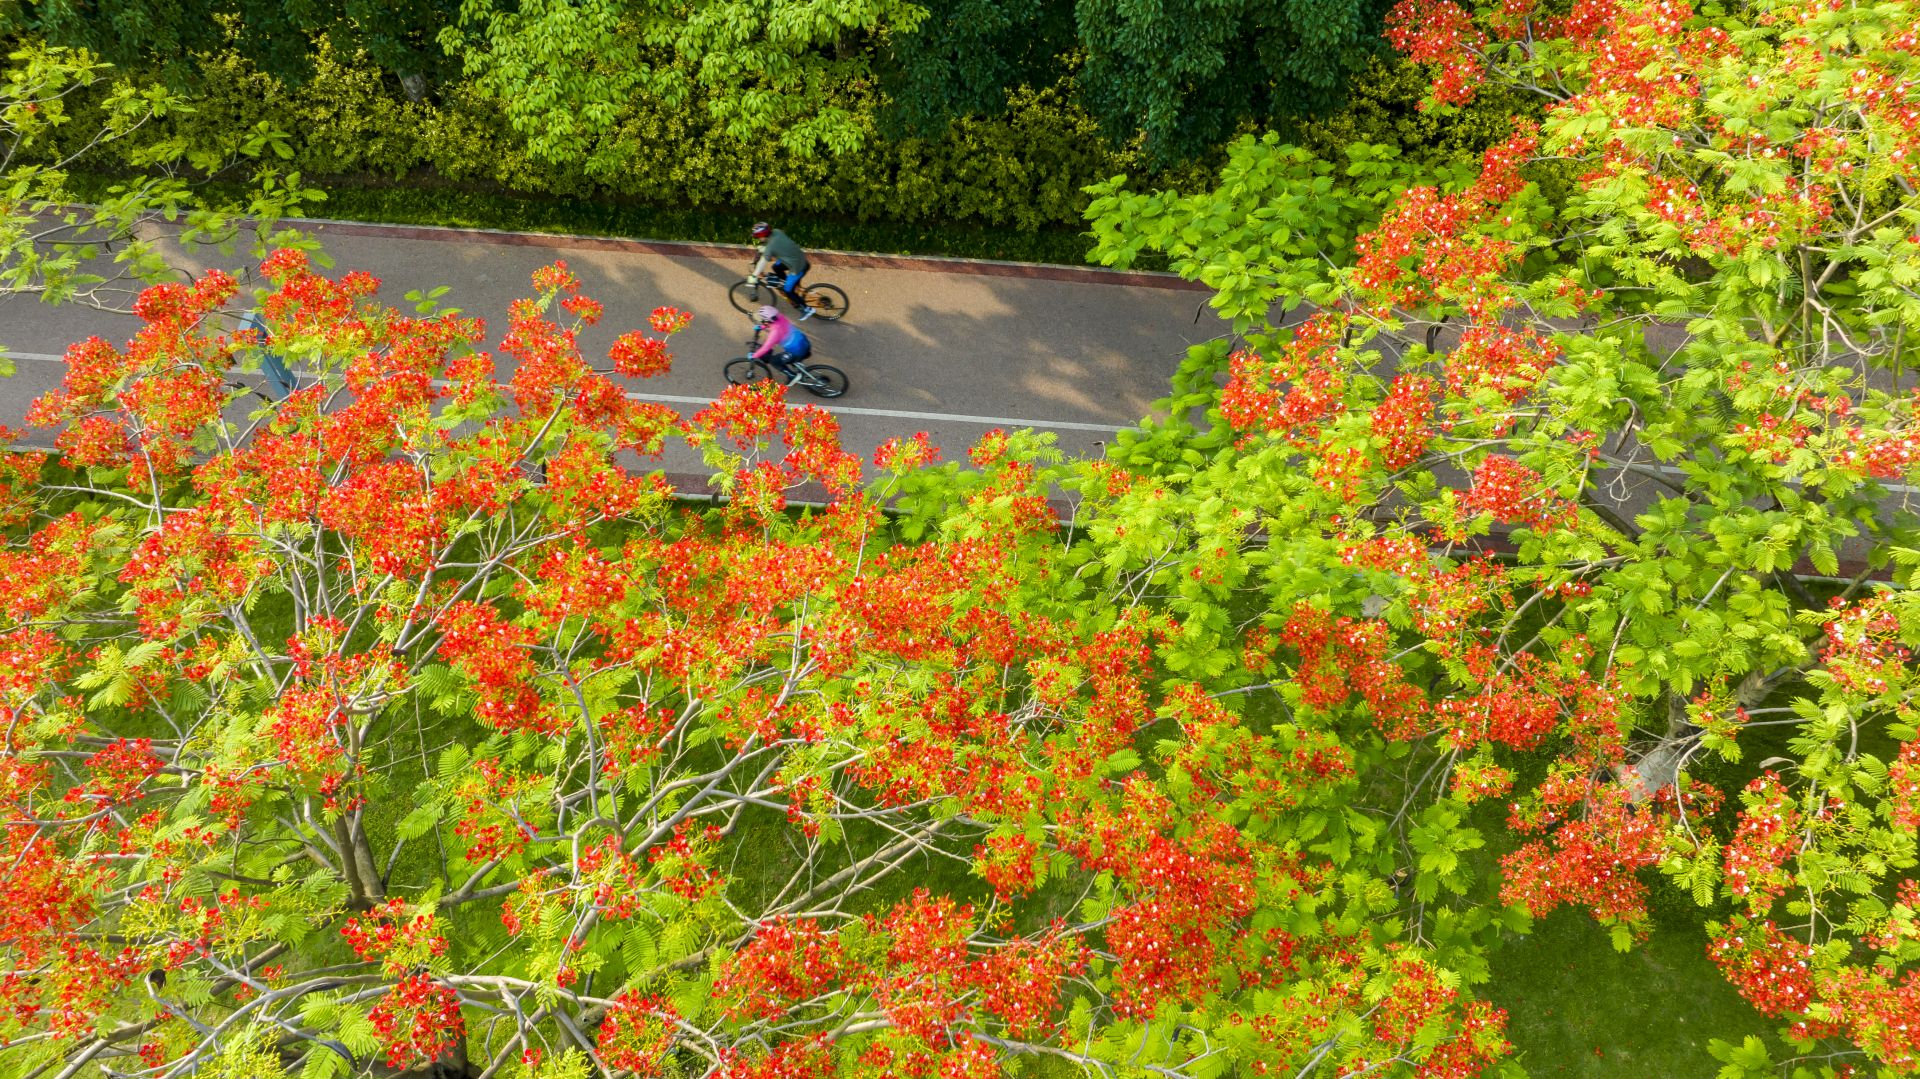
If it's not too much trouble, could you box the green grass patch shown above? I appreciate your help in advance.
[1485,907,1781,1076]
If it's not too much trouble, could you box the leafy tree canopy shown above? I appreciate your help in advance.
[441,0,1398,168]
[1074,0,1395,160]
[1085,0,1920,1067]
[0,44,319,330]
[8,0,460,87]
[440,0,927,174]
[874,0,1078,136]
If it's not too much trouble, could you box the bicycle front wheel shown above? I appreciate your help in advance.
[727,279,765,316]
[802,283,849,322]
[724,358,777,386]
[797,363,848,398]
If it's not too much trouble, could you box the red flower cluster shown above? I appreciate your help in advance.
[1889,741,1920,830]
[874,432,942,473]
[1280,604,1424,736]
[598,991,678,1073]
[65,739,162,806]
[1371,373,1439,469]
[1707,916,1813,1017]
[610,331,673,378]
[1351,130,1538,320]
[451,758,540,862]
[965,931,1086,1038]
[715,918,847,1020]
[1057,781,1258,1018]
[368,973,463,1070]
[1722,773,1803,914]
[119,508,273,638]
[317,461,446,578]
[1444,326,1559,412]
[1385,0,1488,105]
[341,899,449,974]
[437,602,556,734]
[0,426,43,527]
[28,274,248,489]
[644,821,726,901]
[1220,314,1349,441]
[1821,595,1910,697]
[1459,456,1578,533]
[1500,782,1674,930]
[0,512,104,623]
[716,1039,834,1079]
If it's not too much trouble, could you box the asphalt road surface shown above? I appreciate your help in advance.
[0,219,1229,480]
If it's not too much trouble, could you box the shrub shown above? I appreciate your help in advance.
[48,42,1197,237]
[1292,53,1540,169]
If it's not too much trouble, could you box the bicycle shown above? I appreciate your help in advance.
[727,267,849,322]
[723,332,849,398]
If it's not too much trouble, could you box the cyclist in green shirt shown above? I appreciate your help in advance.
[750,222,814,320]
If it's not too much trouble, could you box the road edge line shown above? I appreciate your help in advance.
[293,217,1211,292]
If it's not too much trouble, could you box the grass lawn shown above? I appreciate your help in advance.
[1485,907,1781,1076]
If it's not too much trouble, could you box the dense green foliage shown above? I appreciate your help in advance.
[35,42,1209,237]
[0,43,315,331]
[873,0,1078,136]
[1290,54,1543,169]
[1074,0,1393,160]
[434,0,1403,163]
[440,0,926,165]
[8,0,458,88]
[23,35,1530,262]
[11,0,1415,159]
[6,0,1530,262]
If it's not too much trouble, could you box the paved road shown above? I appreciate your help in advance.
[0,219,1227,478]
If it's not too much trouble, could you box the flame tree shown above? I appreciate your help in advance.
[1088,0,1920,1072]
[0,252,1511,1078]
[7,0,1920,1072]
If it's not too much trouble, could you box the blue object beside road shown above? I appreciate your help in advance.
[239,312,299,400]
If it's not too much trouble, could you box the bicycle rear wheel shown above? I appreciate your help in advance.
[802,283,849,322]
[796,363,848,398]
[728,279,766,316]
[724,358,777,386]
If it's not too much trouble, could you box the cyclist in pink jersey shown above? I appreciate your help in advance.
[751,306,812,371]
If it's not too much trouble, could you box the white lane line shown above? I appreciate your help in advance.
[2,351,1129,434]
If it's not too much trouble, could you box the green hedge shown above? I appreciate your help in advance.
[60,45,1209,235]
[40,42,1520,265]
[1291,55,1542,169]
[173,177,1110,266]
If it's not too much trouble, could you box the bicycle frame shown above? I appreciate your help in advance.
[761,358,817,388]
[748,268,818,301]
[747,331,813,383]
[731,329,844,397]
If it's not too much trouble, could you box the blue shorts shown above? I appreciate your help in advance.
[782,270,804,293]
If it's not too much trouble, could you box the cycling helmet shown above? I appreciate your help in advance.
[750,222,772,239]
[755,305,779,323]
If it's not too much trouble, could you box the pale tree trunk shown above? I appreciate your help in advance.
[1626,668,1775,801]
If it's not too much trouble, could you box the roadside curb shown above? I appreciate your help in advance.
[663,471,1080,521]
[0,440,1885,583]
[295,218,1210,292]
